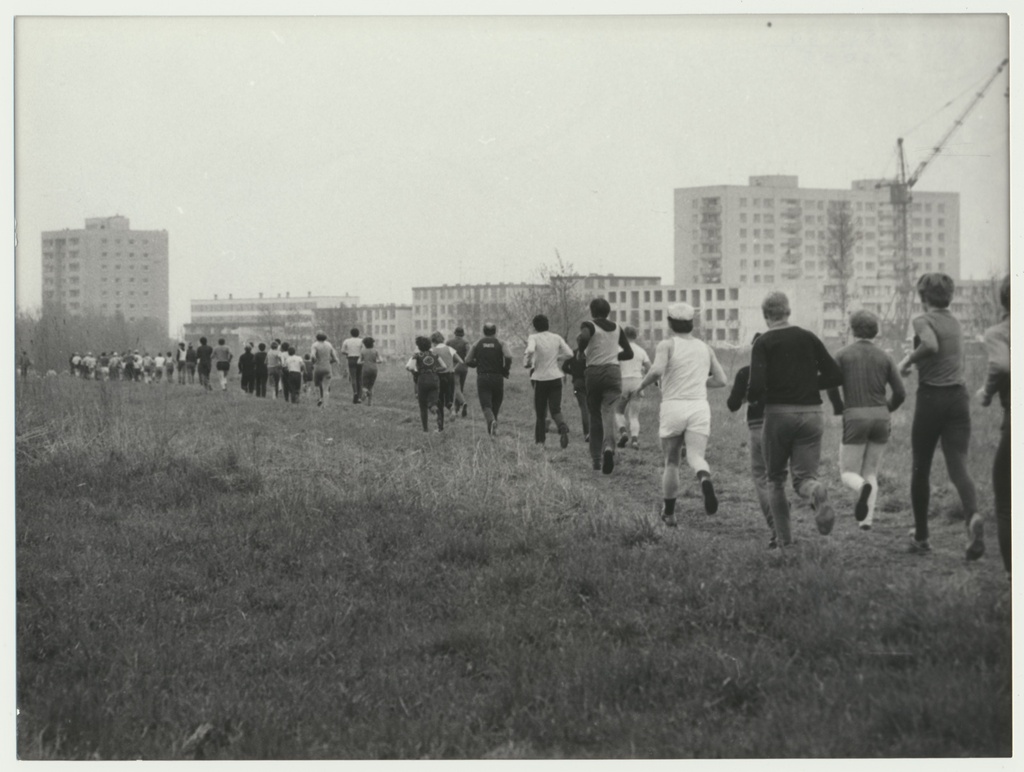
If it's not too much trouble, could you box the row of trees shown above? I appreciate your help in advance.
[15,307,172,374]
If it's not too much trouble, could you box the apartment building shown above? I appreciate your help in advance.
[41,215,169,334]
[185,291,359,349]
[353,304,413,357]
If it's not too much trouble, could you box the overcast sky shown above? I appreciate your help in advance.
[13,9,1010,334]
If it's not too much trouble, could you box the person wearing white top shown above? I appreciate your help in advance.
[615,326,652,450]
[339,328,365,403]
[523,314,574,447]
[310,331,338,407]
[639,302,727,527]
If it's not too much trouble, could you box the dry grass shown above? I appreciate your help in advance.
[15,366,1011,759]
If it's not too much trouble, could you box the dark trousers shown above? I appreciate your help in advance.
[762,408,825,546]
[417,374,442,431]
[347,357,362,400]
[533,378,567,444]
[476,372,505,430]
[995,412,1011,573]
[910,385,978,542]
[255,370,268,397]
[585,364,622,463]
[241,370,255,394]
[439,372,455,411]
[287,372,302,403]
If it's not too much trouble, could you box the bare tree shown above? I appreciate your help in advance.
[504,251,590,346]
[825,201,861,343]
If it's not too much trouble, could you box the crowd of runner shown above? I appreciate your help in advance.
[37,272,1010,577]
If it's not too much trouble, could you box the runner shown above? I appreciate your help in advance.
[340,328,364,404]
[238,344,255,395]
[284,345,304,404]
[977,275,1010,576]
[253,343,269,398]
[726,332,776,547]
[18,350,31,378]
[826,310,906,531]
[615,326,652,450]
[176,342,188,384]
[266,340,284,399]
[195,337,214,391]
[465,322,512,436]
[897,273,981,559]
[578,297,634,474]
[430,332,463,417]
[639,302,727,526]
[212,338,232,392]
[185,343,197,384]
[407,335,445,432]
[561,347,589,442]
[359,337,381,406]
[310,331,338,407]
[446,327,472,417]
[523,314,574,448]
[746,291,843,547]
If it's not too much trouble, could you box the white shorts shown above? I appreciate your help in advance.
[659,399,711,439]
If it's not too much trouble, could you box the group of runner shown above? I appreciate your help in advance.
[48,272,1010,575]
[456,273,1009,578]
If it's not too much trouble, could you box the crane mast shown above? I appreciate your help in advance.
[878,58,1008,349]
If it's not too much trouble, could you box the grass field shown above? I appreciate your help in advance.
[15,361,1011,759]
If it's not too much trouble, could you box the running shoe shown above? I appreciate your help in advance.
[854,482,872,522]
[907,531,931,554]
[630,437,639,450]
[812,483,835,535]
[701,477,718,515]
[559,425,570,449]
[661,508,678,528]
[965,514,986,561]
[617,430,629,448]
[602,449,615,474]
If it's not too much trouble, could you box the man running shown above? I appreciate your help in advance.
[826,310,906,531]
[615,326,652,450]
[340,328,364,403]
[310,331,338,407]
[465,322,512,436]
[578,297,634,474]
[747,291,843,547]
[639,302,727,526]
[196,337,214,391]
[446,327,472,417]
[523,314,574,448]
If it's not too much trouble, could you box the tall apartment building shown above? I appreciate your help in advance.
[674,176,960,337]
[41,215,169,334]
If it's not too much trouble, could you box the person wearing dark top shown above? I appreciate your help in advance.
[747,291,842,547]
[727,332,775,547]
[578,297,634,474]
[897,273,981,558]
[238,344,256,395]
[561,347,589,442]
[185,343,197,384]
[977,275,1010,576]
[465,322,513,436]
[446,327,472,417]
[825,310,905,531]
[253,343,269,398]
[195,337,214,392]
[407,335,445,432]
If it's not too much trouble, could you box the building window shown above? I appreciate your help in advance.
[667,290,677,302]
[729,288,739,300]
[716,288,725,301]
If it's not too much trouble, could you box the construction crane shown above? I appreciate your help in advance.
[876,57,1008,348]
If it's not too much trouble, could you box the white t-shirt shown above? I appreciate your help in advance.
[524,331,573,381]
[340,337,363,358]
[619,345,651,380]
[285,354,305,373]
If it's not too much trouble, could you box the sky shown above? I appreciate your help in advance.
[12,7,1012,335]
